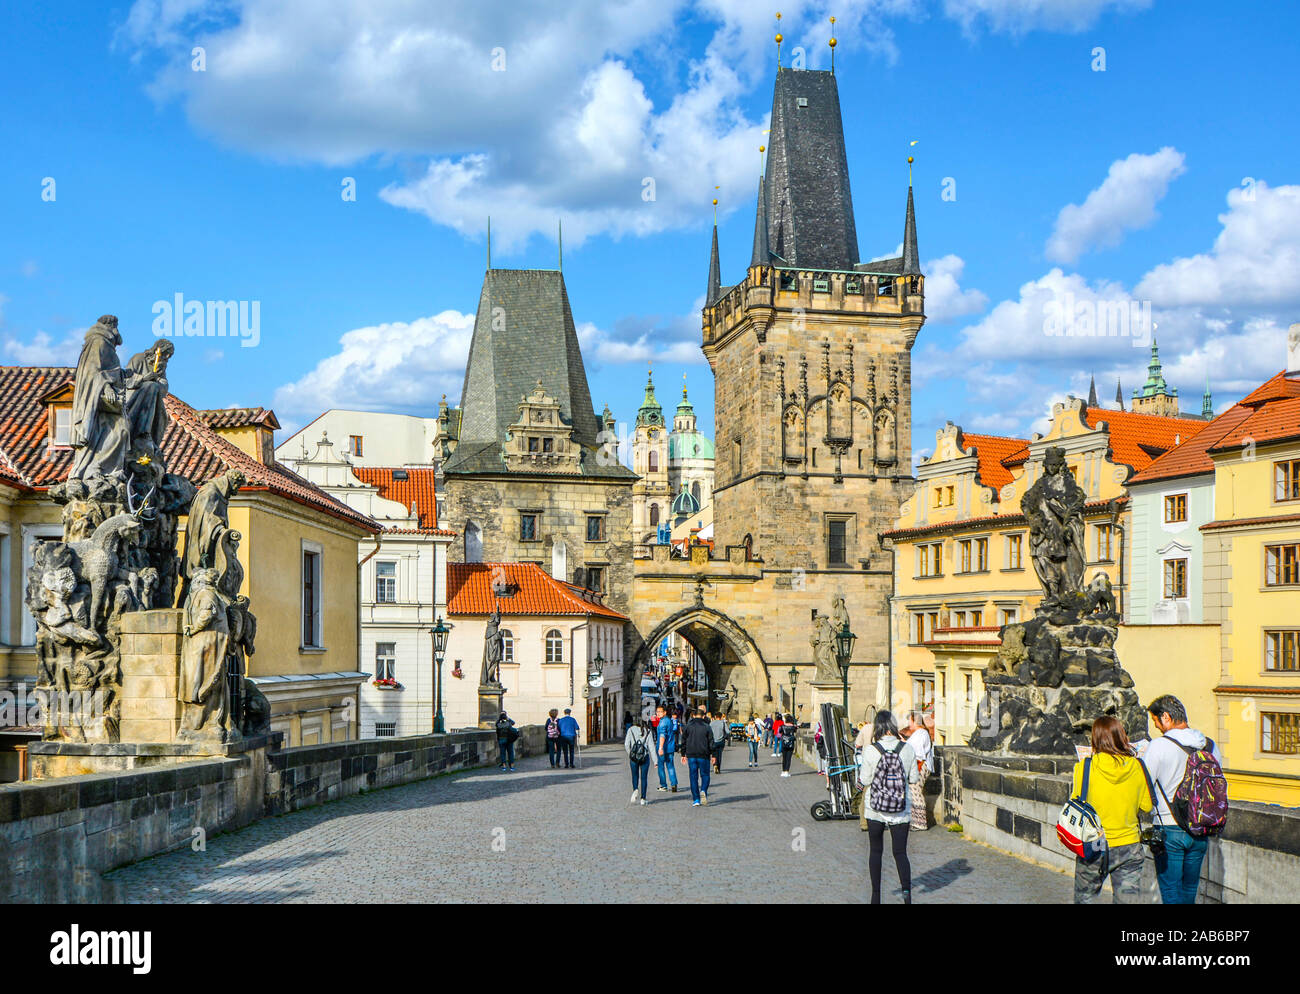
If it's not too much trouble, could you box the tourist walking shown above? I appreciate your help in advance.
[904,711,933,831]
[709,711,728,772]
[544,708,562,769]
[772,713,785,758]
[495,711,518,772]
[1069,716,1153,904]
[745,714,762,768]
[682,705,714,806]
[813,718,827,775]
[762,713,774,750]
[1144,694,1227,904]
[655,704,679,793]
[856,710,918,904]
[625,717,655,805]
[557,708,580,769]
[779,713,798,776]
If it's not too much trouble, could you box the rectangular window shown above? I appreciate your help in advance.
[520,513,538,542]
[587,515,606,542]
[349,435,363,457]
[933,487,943,508]
[375,561,396,603]
[1163,558,1188,598]
[585,566,605,593]
[375,642,396,681]
[952,611,966,629]
[911,676,935,711]
[975,537,988,572]
[1164,493,1188,523]
[302,549,322,647]
[1096,524,1114,562]
[1265,544,1300,586]
[1265,631,1300,672]
[528,437,540,452]
[1000,608,1018,626]
[964,673,975,704]
[51,407,72,446]
[1276,460,1300,502]
[542,436,553,453]
[959,539,972,573]
[1261,712,1300,755]
[734,439,742,478]
[970,609,983,627]
[375,722,397,737]
[1006,534,1023,570]
[918,543,943,578]
[827,519,847,565]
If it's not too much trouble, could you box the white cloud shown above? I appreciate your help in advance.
[273,309,475,420]
[1046,147,1185,264]
[1136,181,1300,310]
[2,328,84,366]
[943,0,1152,35]
[922,254,988,323]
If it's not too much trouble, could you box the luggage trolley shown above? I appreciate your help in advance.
[810,702,861,821]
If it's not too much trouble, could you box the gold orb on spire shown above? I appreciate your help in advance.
[759,144,765,153]
[775,32,783,43]
[908,156,914,164]
[829,37,837,47]
[712,198,718,206]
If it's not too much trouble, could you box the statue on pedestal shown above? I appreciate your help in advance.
[1023,447,1086,609]
[177,469,246,607]
[481,607,504,687]
[69,316,129,483]
[179,568,231,742]
[810,612,839,683]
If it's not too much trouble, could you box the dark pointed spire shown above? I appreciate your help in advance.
[1115,378,1124,411]
[901,183,920,276]
[707,222,721,305]
[751,174,770,268]
[1088,374,1099,409]
[1202,374,1213,418]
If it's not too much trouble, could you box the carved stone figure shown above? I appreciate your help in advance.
[831,593,849,637]
[810,611,839,683]
[1085,572,1117,616]
[177,469,246,606]
[1023,446,1086,607]
[179,568,232,742]
[481,608,504,686]
[123,340,174,461]
[69,316,130,482]
[241,677,271,737]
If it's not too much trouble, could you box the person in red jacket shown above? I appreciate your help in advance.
[772,713,785,758]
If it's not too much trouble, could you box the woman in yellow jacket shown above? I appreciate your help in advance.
[1071,715,1154,903]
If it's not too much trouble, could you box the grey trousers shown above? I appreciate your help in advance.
[1073,843,1145,904]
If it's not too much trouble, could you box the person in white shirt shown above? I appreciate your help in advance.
[855,710,919,904]
[903,711,933,831]
[1143,694,1224,904]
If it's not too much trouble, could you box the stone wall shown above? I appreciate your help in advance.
[0,726,543,903]
[941,747,1300,903]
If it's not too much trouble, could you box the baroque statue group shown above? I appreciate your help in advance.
[26,314,268,746]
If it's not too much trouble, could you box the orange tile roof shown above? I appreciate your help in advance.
[351,467,440,530]
[197,407,281,430]
[1083,407,1208,474]
[959,432,1027,492]
[1131,372,1300,483]
[447,562,627,620]
[0,365,378,533]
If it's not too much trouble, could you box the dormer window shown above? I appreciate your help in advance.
[51,405,72,447]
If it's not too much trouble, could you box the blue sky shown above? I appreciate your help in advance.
[2,0,1297,463]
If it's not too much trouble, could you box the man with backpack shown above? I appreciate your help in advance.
[682,705,715,806]
[1144,694,1227,904]
[544,708,562,769]
[779,713,798,776]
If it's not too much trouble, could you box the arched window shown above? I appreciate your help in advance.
[650,503,659,526]
[465,521,482,563]
[500,629,514,664]
[545,629,564,664]
[648,450,659,473]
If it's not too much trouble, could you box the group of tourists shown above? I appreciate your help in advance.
[495,708,580,772]
[624,703,735,805]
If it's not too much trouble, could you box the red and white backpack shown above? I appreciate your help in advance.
[1056,758,1107,862]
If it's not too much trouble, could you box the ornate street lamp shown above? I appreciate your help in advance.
[432,616,451,734]
[788,664,799,722]
[835,622,857,714]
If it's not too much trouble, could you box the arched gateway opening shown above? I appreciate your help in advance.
[629,606,770,719]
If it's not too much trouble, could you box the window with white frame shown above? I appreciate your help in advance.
[545,629,564,664]
[375,642,396,681]
[500,629,515,663]
[375,561,397,603]
[302,543,323,648]
[375,722,397,737]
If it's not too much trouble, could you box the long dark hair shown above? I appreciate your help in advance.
[1090,715,1134,758]
[872,709,901,743]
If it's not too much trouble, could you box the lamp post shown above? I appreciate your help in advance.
[834,621,857,715]
[788,664,799,721]
[432,616,451,734]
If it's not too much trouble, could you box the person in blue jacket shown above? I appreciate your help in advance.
[557,708,580,768]
[655,703,679,792]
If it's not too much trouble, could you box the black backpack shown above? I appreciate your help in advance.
[628,730,650,764]
[780,722,798,747]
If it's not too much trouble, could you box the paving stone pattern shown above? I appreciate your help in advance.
[108,745,1072,903]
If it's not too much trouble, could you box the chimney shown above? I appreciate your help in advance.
[1289,323,1300,376]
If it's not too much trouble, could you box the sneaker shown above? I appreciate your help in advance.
[640,798,646,806]
[509,767,516,772]
[671,785,678,793]
[500,765,507,770]
[630,791,639,805]
[780,771,790,778]
[656,786,667,792]
[692,801,701,807]
[701,793,708,805]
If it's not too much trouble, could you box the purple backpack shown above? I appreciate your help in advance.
[1164,739,1229,837]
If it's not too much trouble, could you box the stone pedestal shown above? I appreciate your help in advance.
[118,609,185,745]
[478,683,505,729]
[27,732,282,779]
[808,681,844,720]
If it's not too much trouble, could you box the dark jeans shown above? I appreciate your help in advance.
[866,819,912,903]
[559,736,576,767]
[687,756,711,801]
[657,749,678,788]
[546,737,560,767]
[781,748,794,772]
[498,739,514,767]
[630,758,651,798]
[712,743,724,771]
[1155,827,1208,904]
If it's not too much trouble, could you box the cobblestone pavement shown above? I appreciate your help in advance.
[107,745,1073,903]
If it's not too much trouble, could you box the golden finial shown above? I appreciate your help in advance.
[908,140,918,186]
[775,12,783,68]
[829,16,837,73]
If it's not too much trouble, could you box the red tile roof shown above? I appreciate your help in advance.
[1130,372,1300,484]
[351,467,440,530]
[959,432,1027,492]
[197,407,281,430]
[1201,511,1300,532]
[0,366,378,533]
[1083,407,1208,475]
[447,562,627,620]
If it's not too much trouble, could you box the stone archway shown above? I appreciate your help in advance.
[629,605,771,718]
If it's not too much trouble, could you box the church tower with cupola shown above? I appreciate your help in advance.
[631,369,671,545]
[702,64,925,574]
